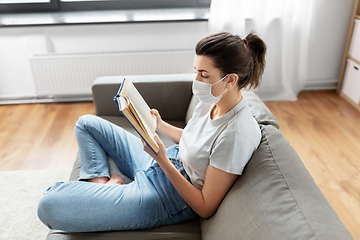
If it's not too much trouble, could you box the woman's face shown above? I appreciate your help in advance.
[194,55,227,97]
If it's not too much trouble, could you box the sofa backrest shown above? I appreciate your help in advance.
[200,91,353,240]
[185,90,279,127]
[92,74,194,121]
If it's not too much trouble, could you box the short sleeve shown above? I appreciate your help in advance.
[209,131,258,175]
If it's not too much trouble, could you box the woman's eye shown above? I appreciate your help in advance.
[194,70,208,78]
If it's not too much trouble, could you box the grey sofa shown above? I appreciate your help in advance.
[46,74,353,240]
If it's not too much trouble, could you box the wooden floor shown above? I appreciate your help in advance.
[0,102,95,170]
[0,90,359,239]
[264,90,360,240]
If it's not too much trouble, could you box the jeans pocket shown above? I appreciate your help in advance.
[166,144,179,159]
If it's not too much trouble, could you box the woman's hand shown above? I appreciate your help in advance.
[150,109,163,132]
[141,133,168,165]
[149,109,183,144]
[145,109,168,163]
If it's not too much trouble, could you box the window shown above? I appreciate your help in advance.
[0,0,211,13]
[0,0,50,2]
[0,0,58,12]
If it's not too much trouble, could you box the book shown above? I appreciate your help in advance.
[113,78,159,154]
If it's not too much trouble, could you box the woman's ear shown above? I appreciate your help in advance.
[227,73,239,88]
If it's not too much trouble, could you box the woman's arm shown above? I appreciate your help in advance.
[143,134,238,219]
[151,109,183,144]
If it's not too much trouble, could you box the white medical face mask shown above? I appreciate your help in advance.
[192,74,228,104]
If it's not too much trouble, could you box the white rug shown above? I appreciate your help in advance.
[0,169,72,240]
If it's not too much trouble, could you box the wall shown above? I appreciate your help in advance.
[0,21,208,100]
[0,0,355,101]
[306,0,355,90]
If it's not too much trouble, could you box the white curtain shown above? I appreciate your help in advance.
[208,0,315,101]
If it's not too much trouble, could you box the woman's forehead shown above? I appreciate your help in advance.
[194,55,218,72]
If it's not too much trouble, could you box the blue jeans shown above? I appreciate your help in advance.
[37,115,197,232]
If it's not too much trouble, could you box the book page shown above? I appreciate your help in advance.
[127,100,158,149]
[115,85,159,153]
[127,100,147,133]
[118,96,129,110]
[120,79,156,133]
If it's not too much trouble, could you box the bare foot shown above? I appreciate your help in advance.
[88,177,109,184]
[106,174,126,185]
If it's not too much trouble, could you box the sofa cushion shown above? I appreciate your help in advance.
[185,91,279,128]
[200,125,352,240]
[47,220,201,240]
[242,91,279,128]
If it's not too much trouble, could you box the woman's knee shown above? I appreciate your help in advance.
[75,115,107,138]
[37,183,65,230]
[37,195,54,229]
[75,114,98,130]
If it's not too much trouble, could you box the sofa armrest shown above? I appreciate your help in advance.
[92,74,195,121]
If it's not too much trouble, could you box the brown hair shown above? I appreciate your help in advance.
[195,31,267,90]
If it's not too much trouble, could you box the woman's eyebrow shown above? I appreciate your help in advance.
[194,67,208,72]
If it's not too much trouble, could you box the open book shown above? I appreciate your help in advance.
[113,78,159,154]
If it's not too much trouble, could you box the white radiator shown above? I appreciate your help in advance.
[29,51,195,96]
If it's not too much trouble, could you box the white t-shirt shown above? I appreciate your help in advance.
[178,97,261,190]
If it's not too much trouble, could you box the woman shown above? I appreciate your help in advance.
[38,31,266,232]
